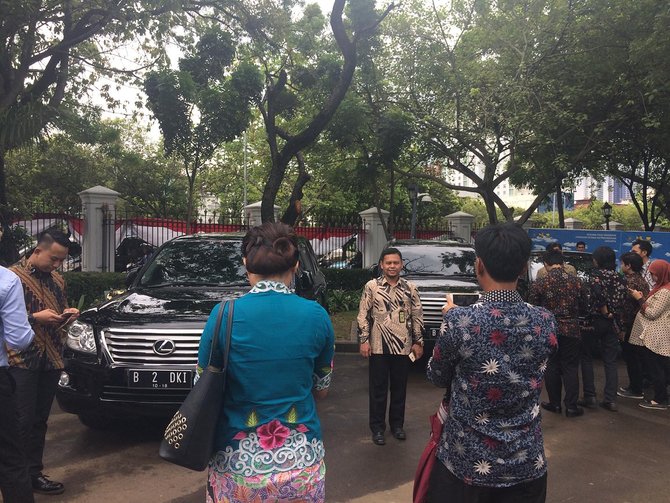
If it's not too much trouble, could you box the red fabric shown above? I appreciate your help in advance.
[413,412,444,503]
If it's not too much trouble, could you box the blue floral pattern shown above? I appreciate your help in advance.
[427,290,557,487]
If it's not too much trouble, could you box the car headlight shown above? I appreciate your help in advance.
[66,320,96,354]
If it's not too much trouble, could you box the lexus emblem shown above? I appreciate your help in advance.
[153,339,176,356]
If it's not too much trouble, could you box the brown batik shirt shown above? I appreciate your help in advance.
[7,259,69,370]
[357,276,423,355]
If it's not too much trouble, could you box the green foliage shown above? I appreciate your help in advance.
[63,272,126,310]
[326,289,362,314]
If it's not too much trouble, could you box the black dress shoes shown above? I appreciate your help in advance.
[565,406,585,418]
[392,428,406,440]
[577,397,597,409]
[32,474,64,495]
[540,401,561,414]
[372,431,385,445]
[600,401,618,412]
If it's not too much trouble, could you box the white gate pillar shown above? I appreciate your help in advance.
[78,186,120,272]
[243,201,280,227]
[359,207,389,268]
[446,211,475,243]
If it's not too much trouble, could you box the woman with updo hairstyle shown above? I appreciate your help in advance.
[196,222,335,502]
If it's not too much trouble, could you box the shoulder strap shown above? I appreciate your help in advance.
[207,300,235,371]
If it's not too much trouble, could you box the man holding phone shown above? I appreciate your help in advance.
[357,248,424,446]
[8,231,79,496]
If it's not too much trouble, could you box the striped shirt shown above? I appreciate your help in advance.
[357,276,423,354]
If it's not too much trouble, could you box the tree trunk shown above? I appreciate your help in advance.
[387,159,395,238]
[483,193,498,224]
[556,181,565,228]
[281,153,311,226]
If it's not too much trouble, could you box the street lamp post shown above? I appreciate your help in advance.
[601,201,612,230]
[408,183,432,239]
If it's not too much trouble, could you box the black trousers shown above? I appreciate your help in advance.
[621,331,646,394]
[426,458,547,503]
[368,354,409,433]
[642,348,670,404]
[545,335,580,409]
[581,318,619,403]
[8,366,61,479]
[0,368,35,503]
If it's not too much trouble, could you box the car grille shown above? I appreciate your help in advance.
[100,385,189,404]
[419,292,480,328]
[102,327,203,365]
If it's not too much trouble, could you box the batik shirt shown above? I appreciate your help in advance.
[529,267,588,338]
[427,290,557,487]
[357,277,423,354]
[621,273,648,331]
[641,259,656,290]
[197,280,334,477]
[588,269,627,321]
[8,259,68,370]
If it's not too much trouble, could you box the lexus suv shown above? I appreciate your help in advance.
[56,233,326,428]
[380,240,481,354]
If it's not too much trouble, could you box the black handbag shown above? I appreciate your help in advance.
[159,299,234,471]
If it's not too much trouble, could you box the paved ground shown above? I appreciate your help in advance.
[22,354,670,503]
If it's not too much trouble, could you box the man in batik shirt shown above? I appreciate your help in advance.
[579,246,628,412]
[358,247,424,446]
[618,252,650,400]
[529,250,588,417]
[427,223,556,503]
[9,231,79,495]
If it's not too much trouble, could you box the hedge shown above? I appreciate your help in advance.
[320,268,373,291]
[63,272,126,310]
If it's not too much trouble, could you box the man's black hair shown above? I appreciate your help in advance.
[576,241,586,248]
[545,242,562,252]
[621,251,643,273]
[474,223,530,282]
[592,246,616,270]
[36,230,71,250]
[543,250,564,266]
[380,247,402,262]
[632,239,653,257]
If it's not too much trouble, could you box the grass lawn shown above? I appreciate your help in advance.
[330,310,358,342]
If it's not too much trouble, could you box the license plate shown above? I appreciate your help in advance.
[127,370,193,389]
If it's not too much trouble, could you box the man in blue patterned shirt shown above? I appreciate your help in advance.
[426,223,557,503]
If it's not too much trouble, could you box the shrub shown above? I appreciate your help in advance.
[321,268,372,291]
[63,272,126,310]
[326,289,362,313]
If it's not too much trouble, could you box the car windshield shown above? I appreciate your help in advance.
[395,245,476,276]
[139,239,247,287]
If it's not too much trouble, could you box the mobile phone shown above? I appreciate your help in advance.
[61,312,74,320]
[408,352,417,362]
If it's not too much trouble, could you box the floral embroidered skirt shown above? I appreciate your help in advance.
[206,459,325,503]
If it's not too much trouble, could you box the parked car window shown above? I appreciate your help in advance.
[395,244,476,276]
[140,239,247,287]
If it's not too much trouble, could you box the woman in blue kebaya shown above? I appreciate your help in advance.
[197,223,334,503]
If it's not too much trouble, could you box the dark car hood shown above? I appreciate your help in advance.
[403,275,480,292]
[88,286,248,323]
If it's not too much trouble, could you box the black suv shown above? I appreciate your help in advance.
[381,240,481,353]
[56,233,326,428]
